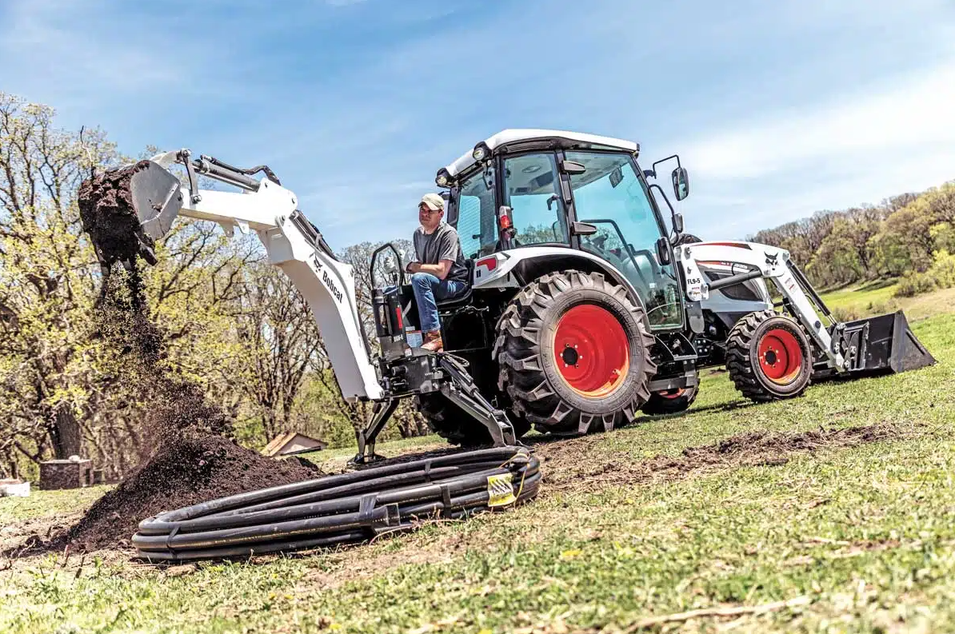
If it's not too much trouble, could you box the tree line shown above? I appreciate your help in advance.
[747,185,955,293]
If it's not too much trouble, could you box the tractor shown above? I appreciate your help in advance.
[85,129,935,462]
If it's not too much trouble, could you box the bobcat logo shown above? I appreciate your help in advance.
[765,252,779,267]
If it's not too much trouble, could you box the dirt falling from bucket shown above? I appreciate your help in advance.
[28,168,320,553]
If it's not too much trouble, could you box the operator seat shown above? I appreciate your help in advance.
[436,259,474,309]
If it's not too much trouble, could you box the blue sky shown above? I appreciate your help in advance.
[2,0,954,248]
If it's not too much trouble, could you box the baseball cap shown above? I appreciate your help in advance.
[420,193,445,212]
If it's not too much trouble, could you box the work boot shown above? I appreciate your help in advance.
[421,330,444,352]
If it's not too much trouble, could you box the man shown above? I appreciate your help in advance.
[406,193,469,352]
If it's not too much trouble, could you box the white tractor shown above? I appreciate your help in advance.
[93,130,935,462]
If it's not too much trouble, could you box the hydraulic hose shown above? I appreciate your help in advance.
[132,446,540,561]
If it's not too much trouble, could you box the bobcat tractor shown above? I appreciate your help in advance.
[98,130,935,460]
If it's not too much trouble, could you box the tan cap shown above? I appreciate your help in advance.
[420,193,445,212]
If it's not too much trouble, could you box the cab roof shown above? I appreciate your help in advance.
[444,129,639,178]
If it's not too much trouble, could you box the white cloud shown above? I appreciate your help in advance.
[683,62,955,181]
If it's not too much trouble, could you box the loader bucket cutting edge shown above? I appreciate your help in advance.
[841,310,935,376]
[128,160,183,242]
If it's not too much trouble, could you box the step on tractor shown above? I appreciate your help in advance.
[101,129,935,462]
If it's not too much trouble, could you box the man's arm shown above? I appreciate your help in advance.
[407,260,452,279]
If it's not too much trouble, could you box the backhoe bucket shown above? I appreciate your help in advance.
[128,160,184,241]
[840,311,935,375]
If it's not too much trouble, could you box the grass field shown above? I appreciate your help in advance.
[2,290,955,633]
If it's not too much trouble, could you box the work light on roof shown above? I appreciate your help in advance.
[472,142,491,162]
[435,168,451,188]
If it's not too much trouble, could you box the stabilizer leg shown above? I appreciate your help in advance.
[437,355,518,447]
[351,399,399,465]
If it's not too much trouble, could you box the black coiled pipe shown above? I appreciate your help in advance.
[132,446,540,561]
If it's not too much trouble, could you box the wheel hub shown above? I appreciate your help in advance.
[553,304,630,398]
[561,346,580,366]
[758,328,804,385]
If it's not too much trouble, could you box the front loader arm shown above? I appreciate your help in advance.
[678,241,844,370]
[128,151,384,401]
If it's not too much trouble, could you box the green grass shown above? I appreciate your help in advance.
[3,306,955,632]
[819,280,899,315]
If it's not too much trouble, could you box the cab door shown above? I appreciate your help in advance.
[564,150,683,329]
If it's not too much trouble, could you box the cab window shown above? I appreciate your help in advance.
[502,153,569,246]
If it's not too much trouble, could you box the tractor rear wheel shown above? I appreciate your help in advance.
[725,310,812,402]
[641,383,699,415]
[493,270,656,436]
[414,393,531,447]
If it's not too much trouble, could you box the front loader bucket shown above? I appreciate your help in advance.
[128,160,184,241]
[840,311,935,375]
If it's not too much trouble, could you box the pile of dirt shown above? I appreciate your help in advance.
[63,435,318,552]
[539,423,901,491]
[17,168,321,555]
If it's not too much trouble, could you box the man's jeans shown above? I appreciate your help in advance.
[411,272,467,333]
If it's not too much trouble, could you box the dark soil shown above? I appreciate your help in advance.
[60,435,318,552]
[8,168,321,556]
[538,424,902,491]
[78,161,157,267]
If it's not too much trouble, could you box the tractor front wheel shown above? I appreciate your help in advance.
[725,310,812,402]
[493,270,656,436]
[641,383,699,415]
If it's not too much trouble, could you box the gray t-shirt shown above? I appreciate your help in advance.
[412,222,469,283]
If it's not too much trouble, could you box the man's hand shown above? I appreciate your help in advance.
[406,262,421,274]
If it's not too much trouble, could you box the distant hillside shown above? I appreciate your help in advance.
[745,182,955,292]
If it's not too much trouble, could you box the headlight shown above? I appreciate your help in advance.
[435,168,451,188]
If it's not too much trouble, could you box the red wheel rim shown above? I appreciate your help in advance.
[658,388,685,400]
[758,328,804,385]
[553,304,629,398]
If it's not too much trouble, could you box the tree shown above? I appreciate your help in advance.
[0,94,114,463]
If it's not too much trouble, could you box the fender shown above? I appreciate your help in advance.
[471,246,669,330]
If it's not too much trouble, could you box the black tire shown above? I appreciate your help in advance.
[414,393,531,447]
[492,270,656,436]
[725,310,812,402]
[641,383,699,415]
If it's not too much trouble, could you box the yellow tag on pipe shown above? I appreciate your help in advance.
[487,473,516,507]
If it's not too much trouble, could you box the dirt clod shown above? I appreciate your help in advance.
[63,435,316,552]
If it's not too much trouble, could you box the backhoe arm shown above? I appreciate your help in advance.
[126,150,384,401]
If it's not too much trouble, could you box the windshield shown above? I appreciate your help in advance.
[567,151,683,328]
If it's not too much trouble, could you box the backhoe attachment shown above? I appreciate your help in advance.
[79,150,520,457]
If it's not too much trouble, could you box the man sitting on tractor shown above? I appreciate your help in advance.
[405,193,470,352]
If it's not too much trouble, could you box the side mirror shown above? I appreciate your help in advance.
[673,212,684,234]
[655,236,672,266]
[562,161,586,176]
[672,167,689,201]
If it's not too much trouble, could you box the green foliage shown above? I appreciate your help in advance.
[895,250,955,298]
[751,182,955,289]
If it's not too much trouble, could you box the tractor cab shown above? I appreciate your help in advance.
[437,130,689,330]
